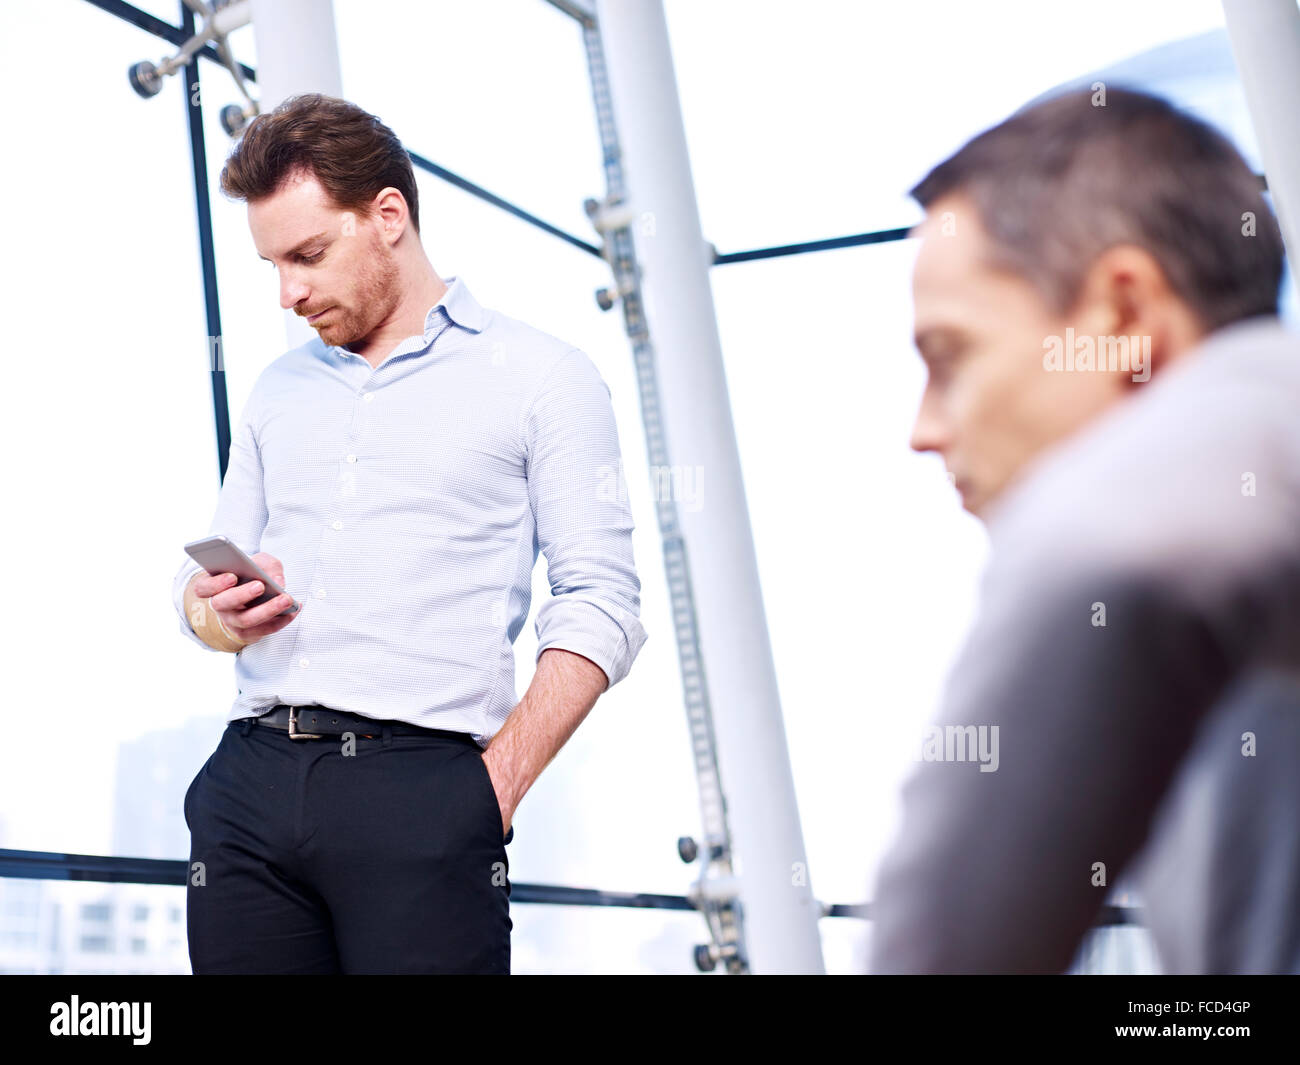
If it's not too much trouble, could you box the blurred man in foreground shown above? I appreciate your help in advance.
[870,86,1300,973]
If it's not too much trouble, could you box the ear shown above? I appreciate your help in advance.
[1075,244,1211,384]
[371,187,408,242]
[1074,245,1170,336]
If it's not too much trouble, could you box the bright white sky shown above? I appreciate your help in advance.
[0,0,1268,973]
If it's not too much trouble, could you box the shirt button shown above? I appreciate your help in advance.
[316,588,327,598]
[331,520,343,530]
[299,658,309,668]
[346,454,357,463]
[363,393,375,403]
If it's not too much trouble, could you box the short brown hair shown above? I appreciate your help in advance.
[910,86,1284,333]
[220,93,420,234]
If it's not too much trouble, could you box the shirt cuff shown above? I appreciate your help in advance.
[535,599,648,691]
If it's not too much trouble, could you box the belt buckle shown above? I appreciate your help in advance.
[288,706,325,741]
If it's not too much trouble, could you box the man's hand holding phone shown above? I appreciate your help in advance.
[189,552,299,647]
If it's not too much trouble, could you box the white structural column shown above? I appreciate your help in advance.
[594,0,825,973]
[1222,0,1300,305]
[249,0,345,350]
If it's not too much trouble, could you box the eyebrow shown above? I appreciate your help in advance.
[257,231,329,263]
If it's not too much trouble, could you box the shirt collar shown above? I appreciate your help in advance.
[421,275,486,336]
[329,275,485,358]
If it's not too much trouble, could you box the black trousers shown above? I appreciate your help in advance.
[184,716,513,974]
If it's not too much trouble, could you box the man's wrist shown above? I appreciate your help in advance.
[184,572,250,652]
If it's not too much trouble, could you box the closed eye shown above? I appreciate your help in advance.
[265,251,325,266]
[925,355,960,387]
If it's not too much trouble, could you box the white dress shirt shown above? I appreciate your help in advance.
[172,276,648,746]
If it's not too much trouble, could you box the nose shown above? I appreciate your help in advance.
[279,268,310,311]
[908,385,949,457]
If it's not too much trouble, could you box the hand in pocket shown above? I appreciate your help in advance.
[477,751,512,843]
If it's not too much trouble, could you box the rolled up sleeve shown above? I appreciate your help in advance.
[525,348,648,690]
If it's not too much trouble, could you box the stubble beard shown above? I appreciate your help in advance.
[320,237,402,349]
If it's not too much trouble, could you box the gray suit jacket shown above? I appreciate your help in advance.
[869,317,1300,973]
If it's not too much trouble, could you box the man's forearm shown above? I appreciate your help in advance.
[482,647,609,827]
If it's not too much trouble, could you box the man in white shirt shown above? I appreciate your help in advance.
[175,93,647,974]
[869,86,1300,973]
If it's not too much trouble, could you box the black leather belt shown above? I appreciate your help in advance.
[252,704,475,743]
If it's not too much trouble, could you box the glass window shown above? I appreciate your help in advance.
[665,0,1230,248]
[5,0,1283,977]
[0,5,219,872]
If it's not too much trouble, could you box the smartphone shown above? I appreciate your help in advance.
[183,535,300,616]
